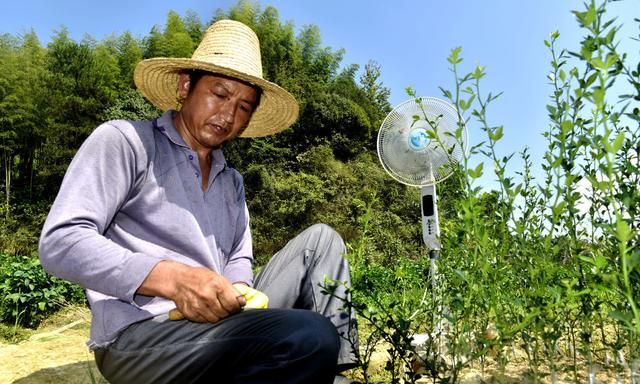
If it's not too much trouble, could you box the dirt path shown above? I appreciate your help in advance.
[0,307,106,384]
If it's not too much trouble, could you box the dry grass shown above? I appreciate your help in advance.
[0,305,106,384]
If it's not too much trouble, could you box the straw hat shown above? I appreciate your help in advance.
[134,19,299,137]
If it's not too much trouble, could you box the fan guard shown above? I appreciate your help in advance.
[377,97,466,187]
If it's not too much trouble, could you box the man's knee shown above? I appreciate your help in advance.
[241,309,339,382]
[305,223,345,248]
[287,309,340,361]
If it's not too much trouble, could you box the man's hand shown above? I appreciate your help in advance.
[138,260,246,323]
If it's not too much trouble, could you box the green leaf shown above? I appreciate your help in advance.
[439,86,452,99]
[467,162,484,179]
[605,27,617,44]
[611,132,625,153]
[552,201,567,217]
[583,4,597,26]
[581,47,593,61]
[466,94,476,108]
[6,293,20,302]
[591,57,606,70]
[615,214,632,243]
[593,87,605,110]
[559,69,566,82]
[594,255,608,270]
[447,46,463,65]
[578,255,595,266]
[488,127,503,142]
[560,120,573,134]
[585,72,598,87]
[604,132,625,153]
[605,53,619,69]
[473,65,485,80]
[609,310,633,324]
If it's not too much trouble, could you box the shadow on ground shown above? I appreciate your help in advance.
[11,361,106,384]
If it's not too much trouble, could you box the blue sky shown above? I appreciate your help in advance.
[2,0,638,188]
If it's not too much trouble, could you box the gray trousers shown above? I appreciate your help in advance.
[95,224,358,383]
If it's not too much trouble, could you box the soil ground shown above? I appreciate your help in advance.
[0,306,630,383]
[0,306,105,384]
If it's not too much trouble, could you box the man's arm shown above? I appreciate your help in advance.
[39,122,162,303]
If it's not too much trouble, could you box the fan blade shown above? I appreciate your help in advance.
[377,97,467,186]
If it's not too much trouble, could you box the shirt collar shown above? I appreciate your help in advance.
[154,110,187,147]
[154,110,228,168]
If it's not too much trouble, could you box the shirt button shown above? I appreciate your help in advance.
[195,171,200,177]
[188,154,194,160]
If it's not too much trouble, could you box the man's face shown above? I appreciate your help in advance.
[175,73,259,150]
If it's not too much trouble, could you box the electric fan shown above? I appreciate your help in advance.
[377,96,467,371]
[377,96,467,256]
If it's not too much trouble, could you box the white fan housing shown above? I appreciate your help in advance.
[377,97,466,251]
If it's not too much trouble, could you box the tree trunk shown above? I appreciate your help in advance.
[27,147,34,201]
[3,149,10,218]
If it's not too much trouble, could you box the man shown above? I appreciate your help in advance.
[39,19,358,383]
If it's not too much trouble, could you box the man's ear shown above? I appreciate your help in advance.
[177,73,191,99]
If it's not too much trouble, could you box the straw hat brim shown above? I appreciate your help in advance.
[134,58,299,137]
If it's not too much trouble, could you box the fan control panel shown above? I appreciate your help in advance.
[421,185,441,250]
[422,195,435,216]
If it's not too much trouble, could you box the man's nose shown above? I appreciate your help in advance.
[220,101,236,124]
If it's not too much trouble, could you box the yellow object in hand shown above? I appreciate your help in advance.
[168,284,268,320]
[233,283,269,309]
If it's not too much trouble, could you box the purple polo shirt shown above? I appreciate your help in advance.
[39,110,253,349]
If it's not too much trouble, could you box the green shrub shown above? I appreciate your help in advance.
[0,254,85,328]
[0,202,49,257]
[338,2,639,382]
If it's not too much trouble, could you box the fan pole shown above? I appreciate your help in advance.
[421,184,447,358]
